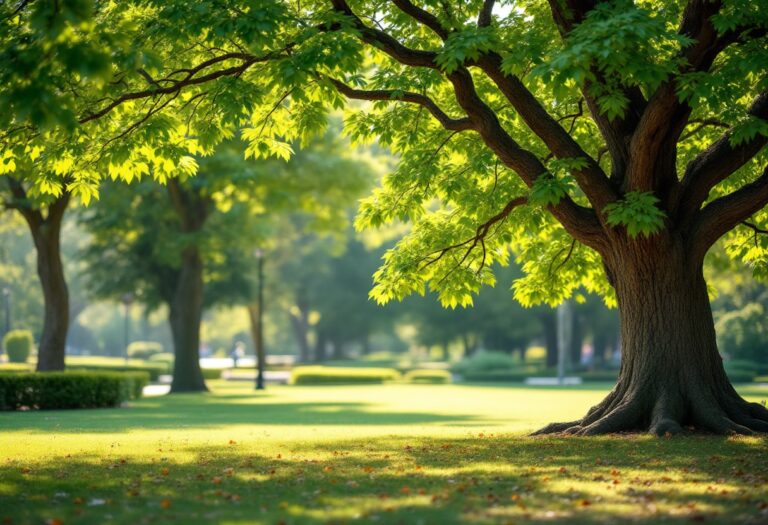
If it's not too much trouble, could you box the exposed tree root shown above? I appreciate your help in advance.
[532,386,768,437]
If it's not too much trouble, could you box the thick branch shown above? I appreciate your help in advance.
[391,0,448,39]
[330,0,438,68]
[625,0,728,194]
[690,165,768,260]
[328,78,473,131]
[677,92,768,220]
[4,177,42,227]
[445,67,605,249]
[477,0,495,27]
[545,0,645,182]
[476,54,617,210]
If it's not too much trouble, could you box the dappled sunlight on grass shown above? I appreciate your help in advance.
[1,383,767,523]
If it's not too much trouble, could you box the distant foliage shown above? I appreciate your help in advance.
[716,303,768,362]
[3,330,33,364]
[452,352,519,374]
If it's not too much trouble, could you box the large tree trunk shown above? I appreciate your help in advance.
[535,240,768,436]
[32,217,69,372]
[169,248,207,393]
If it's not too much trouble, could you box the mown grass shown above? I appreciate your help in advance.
[1,382,767,524]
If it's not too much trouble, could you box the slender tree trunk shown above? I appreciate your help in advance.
[169,248,207,393]
[289,305,311,362]
[541,311,558,368]
[535,240,768,436]
[314,329,327,362]
[247,302,266,389]
[32,219,69,371]
[569,313,583,368]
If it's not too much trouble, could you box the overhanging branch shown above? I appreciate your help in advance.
[677,91,768,219]
[690,165,768,260]
[328,78,473,131]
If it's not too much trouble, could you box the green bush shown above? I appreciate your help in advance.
[3,330,34,364]
[127,341,164,360]
[202,368,223,380]
[0,371,148,410]
[148,352,174,373]
[291,366,400,385]
[403,369,452,384]
[66,363,167,381]
[452,352,519,374]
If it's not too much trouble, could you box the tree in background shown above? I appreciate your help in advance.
[81,133,372,391]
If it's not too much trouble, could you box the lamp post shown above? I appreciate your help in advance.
[254,248,265,390]
[121,293,134,364]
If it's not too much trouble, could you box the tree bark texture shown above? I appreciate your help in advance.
[535,239,768,435]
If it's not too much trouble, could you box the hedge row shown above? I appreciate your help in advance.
[66,363,167,381]
[291,366,401,385]
[0,371,149,410]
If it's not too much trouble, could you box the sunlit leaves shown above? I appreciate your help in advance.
[604,191,666,238]
[436,27,499,74]
[537,2,690,115]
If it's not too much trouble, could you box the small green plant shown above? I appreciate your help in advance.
[127,341,164,360]
[452,351,519,374]
[3,330,33,364]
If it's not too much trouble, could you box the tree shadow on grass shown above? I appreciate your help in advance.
[1,435,766,524]
[0,399,494,433]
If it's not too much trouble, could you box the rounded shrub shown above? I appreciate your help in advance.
[404,369,452,384]
[452,351,518,374]
[127,341,164,360]
[3,330,34,364]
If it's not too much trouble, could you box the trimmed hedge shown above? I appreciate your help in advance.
[404,369,452,384]
[0,371,149,410]
[291,366,400,385]
[3,330,33,363]
[67,363,167,381]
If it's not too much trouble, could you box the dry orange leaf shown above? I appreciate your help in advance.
[160,499,172,509]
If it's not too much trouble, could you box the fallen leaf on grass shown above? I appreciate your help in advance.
[160,499,172,509]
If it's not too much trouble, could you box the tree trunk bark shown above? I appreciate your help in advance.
[169,248,207,393]
[535,240,768,436]
[32,220,69,372]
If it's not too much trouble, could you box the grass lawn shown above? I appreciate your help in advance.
[1,382,767,524]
